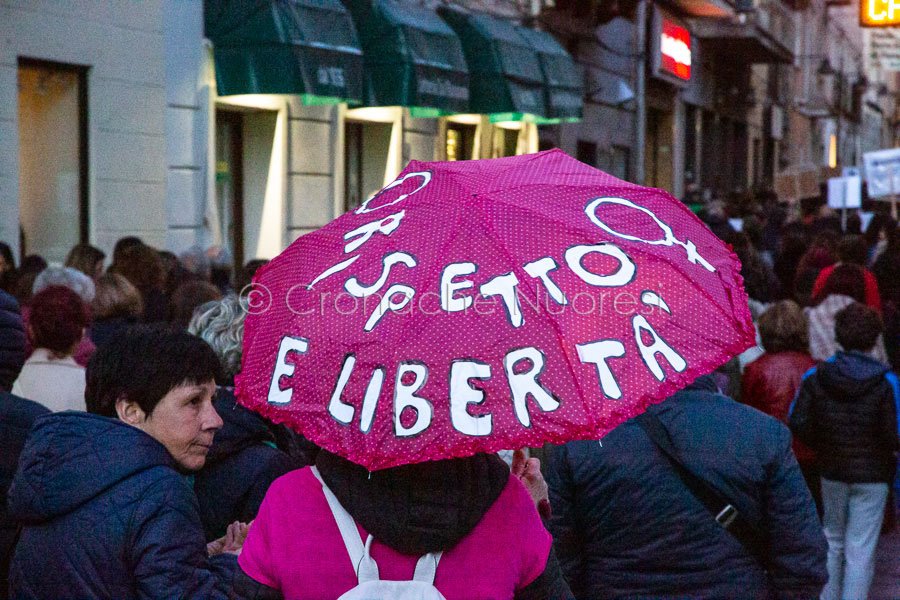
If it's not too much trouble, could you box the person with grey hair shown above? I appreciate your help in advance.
[33,266,95,304]
[188,296,303,541]
[24,267,96,366]
[180,245,211,281]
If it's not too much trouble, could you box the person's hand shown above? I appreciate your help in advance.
[511,449,550,519]
[206,521,250,557]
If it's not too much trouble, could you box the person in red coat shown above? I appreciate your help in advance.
[742,300,821,513]
[811,235,881,313]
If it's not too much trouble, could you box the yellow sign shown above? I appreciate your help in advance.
[861,0,900,27]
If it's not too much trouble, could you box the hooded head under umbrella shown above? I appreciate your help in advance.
[236,149,755,471]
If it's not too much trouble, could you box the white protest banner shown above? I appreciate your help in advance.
[827,176,862,210]
[863,148,900,199]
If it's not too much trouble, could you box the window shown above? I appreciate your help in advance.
[17,59,88,262]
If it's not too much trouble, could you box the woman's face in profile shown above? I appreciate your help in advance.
[137,379,223,471]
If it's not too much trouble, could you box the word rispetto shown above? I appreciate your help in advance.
[265,172,714,437]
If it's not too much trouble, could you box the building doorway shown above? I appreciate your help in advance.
[214,111,245,272]
[344,120,393,212]
[17,59,88,263]
[446,122,476,161]
[214,107,280,270]
[645,107,674,192]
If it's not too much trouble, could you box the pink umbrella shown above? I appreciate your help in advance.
[236,149,755,471]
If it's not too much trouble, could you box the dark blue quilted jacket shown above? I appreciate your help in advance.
[0,290,25,392]
[6,412,235,599]
[546,388,827,599]
[194,391,298,541]
[1,394,48,599]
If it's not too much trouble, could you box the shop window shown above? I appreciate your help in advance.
[446,122,476,161]
[17,59,88,263]
[576,140,597,166]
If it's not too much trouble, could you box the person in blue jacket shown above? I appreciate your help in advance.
[0,288,46,600]
[790,302,900,600]
[188,297,308,541]
[6,326,241,599]
[546,376,827,599]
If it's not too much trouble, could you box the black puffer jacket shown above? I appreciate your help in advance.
[7,412,235,599]
[0,290,25,392]
[790,351,900,483]
[194,391,299,541]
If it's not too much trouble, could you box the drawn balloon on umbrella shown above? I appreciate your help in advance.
[236,149,755,471]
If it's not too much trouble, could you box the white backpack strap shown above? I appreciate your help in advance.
[412,551,443,584]
[311,466,379,582]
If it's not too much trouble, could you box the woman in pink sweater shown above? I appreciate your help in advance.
[231,450,571,600]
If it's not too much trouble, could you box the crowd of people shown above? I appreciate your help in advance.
[0,193,897,599]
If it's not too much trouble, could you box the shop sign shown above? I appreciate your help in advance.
[660,20,691,81]
[651,9,691,86]
[861,0,900,27]
[864,29,900,71]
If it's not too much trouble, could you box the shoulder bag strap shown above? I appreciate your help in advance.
[635,412,769,566]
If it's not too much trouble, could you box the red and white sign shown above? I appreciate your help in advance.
[660,20,691,81]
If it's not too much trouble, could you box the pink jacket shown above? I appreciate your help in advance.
[239,467,552,599]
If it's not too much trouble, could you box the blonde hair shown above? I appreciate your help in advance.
[188,295,247,380]
[92,273,143,320]
[759,300,809,354]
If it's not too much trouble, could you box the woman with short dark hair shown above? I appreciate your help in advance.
[7,326,240,599]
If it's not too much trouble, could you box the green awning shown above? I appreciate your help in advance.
[343,0,470,115]
[516,28,583,123]
[205,0,364,104]
[438,7,547,121]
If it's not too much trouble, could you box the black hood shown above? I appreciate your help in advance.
[817,351,888,401]
[7,412,176,523]
[316,450,510,555]
[206,389,275,464]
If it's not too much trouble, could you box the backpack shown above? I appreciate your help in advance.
[311,467,447,600]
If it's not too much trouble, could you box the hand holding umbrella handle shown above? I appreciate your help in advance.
[511,449,551,520]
